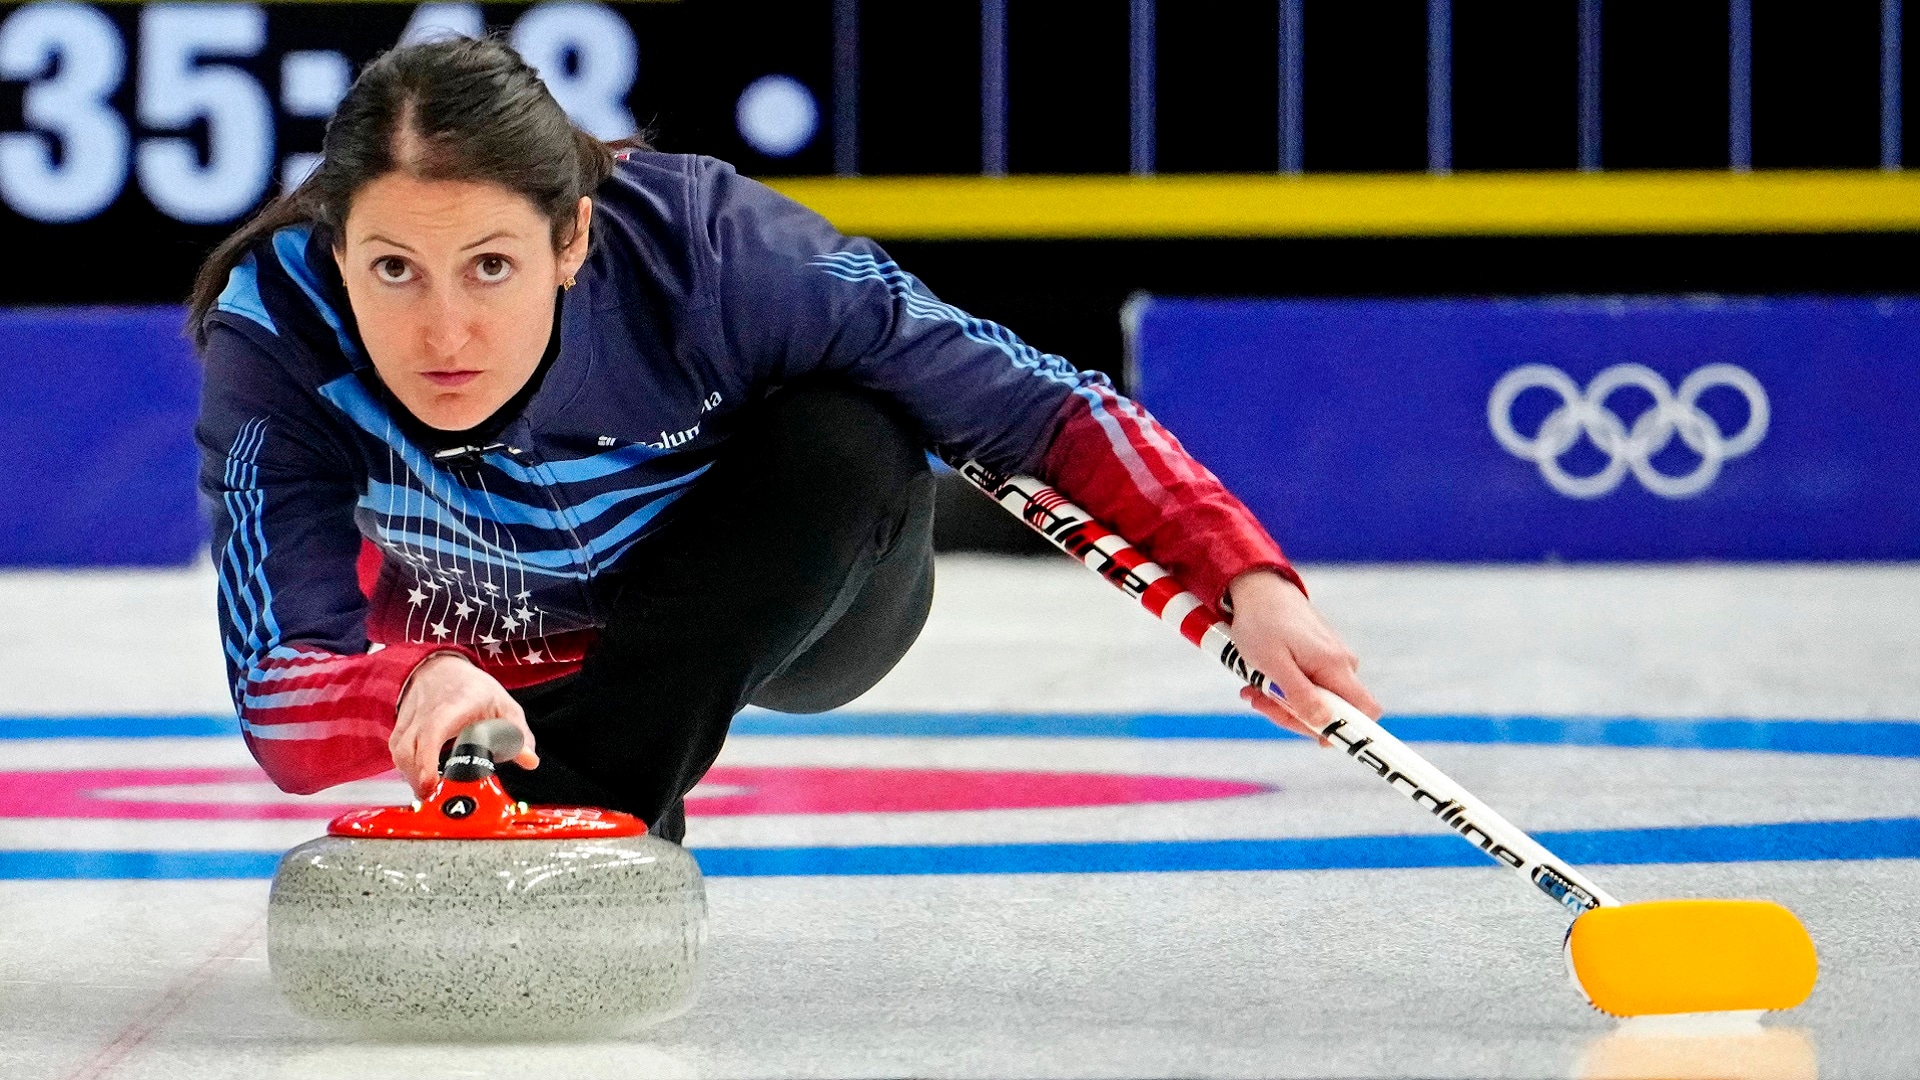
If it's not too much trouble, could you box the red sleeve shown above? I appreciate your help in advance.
[199,321,493,795]
[1038,383,1304,609]
[236,644,476,795]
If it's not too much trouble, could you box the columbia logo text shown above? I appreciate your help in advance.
[647,423,700,450]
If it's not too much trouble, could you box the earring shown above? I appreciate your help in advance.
[562,275,577,290]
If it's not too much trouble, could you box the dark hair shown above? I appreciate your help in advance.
[188,36,640,346]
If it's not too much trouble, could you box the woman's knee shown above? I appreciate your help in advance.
[749,493,935,714]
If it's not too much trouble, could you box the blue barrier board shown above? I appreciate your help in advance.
[10,298,1918,565]
[1129,296,1920,561]
[1,307,204,566]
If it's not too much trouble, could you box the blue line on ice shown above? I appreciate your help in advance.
[4,817,1917,880]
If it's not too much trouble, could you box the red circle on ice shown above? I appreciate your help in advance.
[0,766,1268,820]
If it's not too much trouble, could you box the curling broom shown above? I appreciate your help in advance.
[957,458,1818,1017]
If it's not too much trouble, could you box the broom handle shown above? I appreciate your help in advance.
[955,459,1620,915]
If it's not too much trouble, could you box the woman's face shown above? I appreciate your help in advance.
[334,173,591,431]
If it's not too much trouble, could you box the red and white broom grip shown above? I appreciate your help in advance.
[953,458,1619,915]
[952,459,1267,693]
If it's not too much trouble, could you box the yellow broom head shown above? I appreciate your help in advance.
[1568,899,1818,1016]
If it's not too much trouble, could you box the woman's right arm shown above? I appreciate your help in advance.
[198,320,491,794]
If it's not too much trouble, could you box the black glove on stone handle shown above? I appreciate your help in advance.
[442,718,525,782]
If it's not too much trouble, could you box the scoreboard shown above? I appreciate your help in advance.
[0,0,846,304]
[0,3,657,226]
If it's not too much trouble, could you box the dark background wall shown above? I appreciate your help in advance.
[3,0,1913,311]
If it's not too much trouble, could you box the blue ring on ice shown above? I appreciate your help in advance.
[2,712,1916,879]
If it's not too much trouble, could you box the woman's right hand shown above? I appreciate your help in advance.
[392,652,539,798]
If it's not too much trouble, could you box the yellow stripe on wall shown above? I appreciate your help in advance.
[765,171,1920,240]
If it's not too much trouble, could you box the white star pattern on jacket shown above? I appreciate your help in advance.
[395,554,546,659]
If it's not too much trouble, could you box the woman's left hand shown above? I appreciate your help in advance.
[1223,569,1383,743]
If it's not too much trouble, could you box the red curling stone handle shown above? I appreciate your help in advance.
[326,719,647,840]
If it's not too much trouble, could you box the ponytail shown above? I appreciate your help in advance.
[186,182,319,347]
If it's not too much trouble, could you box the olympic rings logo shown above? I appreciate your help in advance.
[1487,363,1769,499]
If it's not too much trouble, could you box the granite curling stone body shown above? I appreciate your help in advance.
[267,719,707,1037]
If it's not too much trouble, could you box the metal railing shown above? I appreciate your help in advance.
[827,0,1907,178]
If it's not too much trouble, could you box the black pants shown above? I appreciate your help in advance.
[495,384,935,843]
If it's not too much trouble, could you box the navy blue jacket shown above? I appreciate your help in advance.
[197,151,1288,793]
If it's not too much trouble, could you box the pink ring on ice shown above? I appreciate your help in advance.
[0,765,1270,821]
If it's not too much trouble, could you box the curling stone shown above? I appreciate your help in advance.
[267,719,706,1038]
